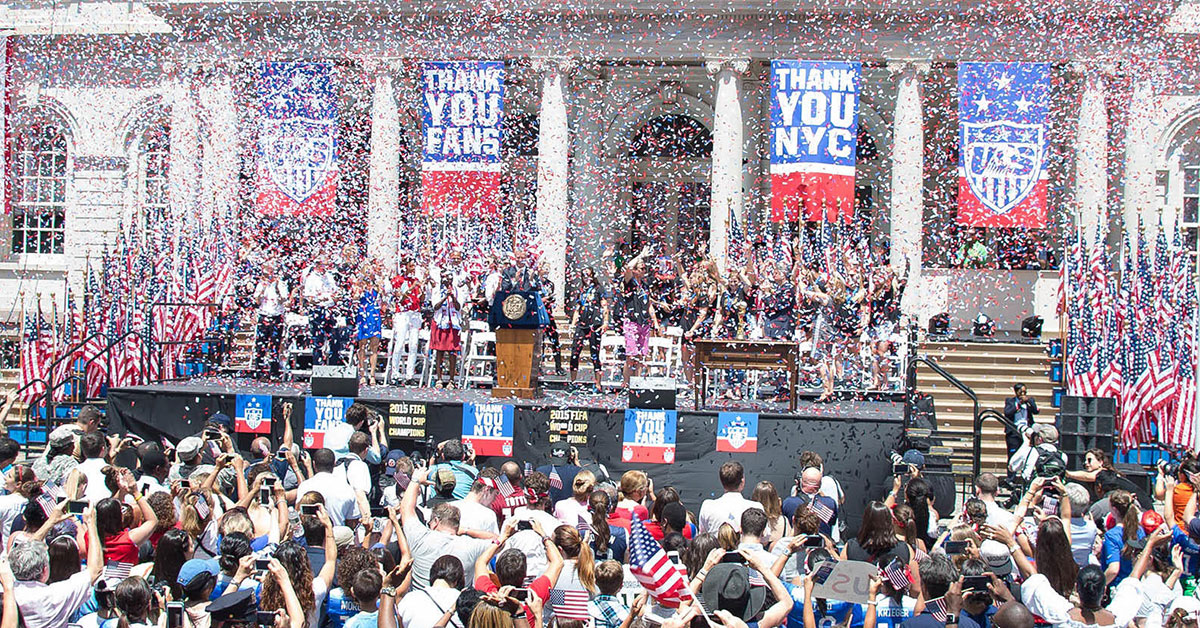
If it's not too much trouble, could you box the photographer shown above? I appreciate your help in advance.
[1002,384,1039,458]
[1007,425,1067,485]
[424,439,478,502]
[1156,459,1200,524]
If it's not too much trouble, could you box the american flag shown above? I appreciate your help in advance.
[926,597,949,622]
[17,308,48,404]
[810,497,835,524]
[103,561,133,582]
[1148,227,1177,413]
[628,515,691,606]
[36,493,58,517]
[548,588,592,621]
[882,559,910,591]
[496,475,518,498]
[577,513,591,537]
[193,494,211,519]
[549,467,563,491]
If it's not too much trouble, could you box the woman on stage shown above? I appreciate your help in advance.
[429,271,462,388]
[568,267,609,392]
[252,263,290,380]
[680,261,718,387]
[760,260,797,403]
[354,260,383,386]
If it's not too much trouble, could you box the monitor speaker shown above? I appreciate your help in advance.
[629,377,676,410]
[312,365,359,398]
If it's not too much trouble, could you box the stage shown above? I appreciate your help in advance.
[106,377,907,529]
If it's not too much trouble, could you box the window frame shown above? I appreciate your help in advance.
[9,117,70,257]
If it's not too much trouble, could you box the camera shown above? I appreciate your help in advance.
[517,520,533,531]
[1160,460,1181,478]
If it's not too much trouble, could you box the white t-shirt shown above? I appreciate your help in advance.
[0,493,29,547]
[403,518,491,590]
[396,585,463,628]
[1019,573,1072,625]
[79,457,111,503]
[554,498,591,528]
[500,508,564,576]
[1070,517,1100,567]
[256,279,289,317]
[450,498,499,534]
[697,492,764,534]
[984,500,1015,528]
[333,455,371,495]
[296,472,360,526]
[308,577,330,628]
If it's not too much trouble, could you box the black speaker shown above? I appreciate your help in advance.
[1057,396,1116,468]
[905,392,938,453]
[928,313,950,336]
[1021,316,1043,338]
[629,377,676,410]
[311,365,359,398]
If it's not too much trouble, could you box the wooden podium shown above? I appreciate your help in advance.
[493,328,543,399]
[489,290,550,399]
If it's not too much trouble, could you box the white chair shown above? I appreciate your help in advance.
[598,334,626,390]
[644,337,675,378]
[417,329,435,387]
[662,327,684,380]
[463,331,497,388]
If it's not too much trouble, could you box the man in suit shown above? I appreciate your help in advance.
[1003,383,1039,457]
[501,249,541,292]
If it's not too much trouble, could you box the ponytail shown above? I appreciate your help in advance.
[12,465,42,499]
[553,526,597,593]
[577,540,597,593]
[905,478,934,549]
[1110,490,1139,544]
[588,492,611,555]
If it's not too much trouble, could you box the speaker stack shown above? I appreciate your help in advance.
[311,365,360,397]
[1057,396,1115,469]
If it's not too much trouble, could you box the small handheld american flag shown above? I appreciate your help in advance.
[103,561,133,582]
[882,559,910,591]
[810,498,835,524]
[926,597,949,622]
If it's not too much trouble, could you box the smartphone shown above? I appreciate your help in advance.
[517,520,533,531]
[1043,496,1059,516]
[962,575,991,592]
[259,487,272,505]
[804,534,824,548]
[204,430,220,441]
[179,479,191,490]
[892,463,908,475]
[300,504,319,516]
[667,550,681,564]
[720,552,746,564]
[944,540,969,555]
[263,476,278,487]
[167,602,185,628]
[511,588,529,601]
[257,610,278,627]
[67,500,88,515]
[372,517,387,531]
[255,557,271,572]
[140,483,151,495]
[276,448,289,460]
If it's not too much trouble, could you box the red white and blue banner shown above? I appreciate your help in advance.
[255,62,339,216]
[716,411,758,453]
[622,409,677,464]
[303,396,353,449]
[421,61,504,217]
[769,60,860,224]
[956,62,1050,228]
[462,403,514,457]
[234,394,272,435]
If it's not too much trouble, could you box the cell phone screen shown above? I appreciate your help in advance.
[67,500,88,515]
[259,487,272,505]
[167,602,185,628]
[944,540,968,555]
[804,535,824,548]
[962,575,991,592]
[511,588,529,601]
[892,463,908,475]
[256,610,277,627]
[300,504,319,516]
[255,558,271,572]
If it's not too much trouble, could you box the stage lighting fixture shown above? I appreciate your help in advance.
[972,313,995,338]
[1021,315,1043,339]
[928,313,950,336]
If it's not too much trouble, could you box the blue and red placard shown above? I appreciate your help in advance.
[303,396,353,449]
[462,403,514,457]
[957,62,1050,228]
[234,394,272,435]
[770,60,861,224]
[622,409,677,464]
[716,411,759,453]
[421,61,504,218]
[255,62,339,216]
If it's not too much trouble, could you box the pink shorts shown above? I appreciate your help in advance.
[624,321,651,357]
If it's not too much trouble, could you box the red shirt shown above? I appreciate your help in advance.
[475,573,551,617]
[491,492,530,522]
[103,530,139,565]
[392,276,423,312]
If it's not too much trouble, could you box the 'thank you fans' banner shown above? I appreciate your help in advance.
[256,62,339,216]
[622,409,677,464]
[770,60,861,224]
[957,62,1050,228]
[421,61,504,217]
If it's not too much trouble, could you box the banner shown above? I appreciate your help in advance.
[303,396,353,449]
[462,402,514,457]
[716,411,758,453]
[255,62,339,216]
[387,402,428,440]
[622,409,677,464]
[420,61,504,217]
[956,62,1050,228]
[2,36,10,216]
[770,60,861,224]
[234,394,272,434]
[548,409,589,447]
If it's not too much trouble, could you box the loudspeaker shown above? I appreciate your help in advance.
[1058,396,1116,468]
[928,313,950,336]
[629,377,676,410]
[1021,316,1043,339]
[905,392,938,453]
[311,365,359,398]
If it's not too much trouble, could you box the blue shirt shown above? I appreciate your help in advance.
[345,610,379,628]
[325,587,361,628]
[783,582,863,628]
[423,462,478,500]
[900,610,982,628]
[1171,526,1200,576]
[1103,524,1146,586]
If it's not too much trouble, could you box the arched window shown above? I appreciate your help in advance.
[11,116,68,254]
[629,115,712,159]
[138,123,170,227]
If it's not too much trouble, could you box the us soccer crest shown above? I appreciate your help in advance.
[260,118,336,203]
[723,419,750,450]
[961,120,1045,215]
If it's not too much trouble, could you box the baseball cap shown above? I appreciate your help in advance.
[549,442,569,465]
[207,413,232,429]
[332,526,355,549]
[176,437,203,461]
[979,540,1013,577]
[177,558,220,587]
[1140,510,1166,535]
[48,425,78,450]
[901,449,926,469]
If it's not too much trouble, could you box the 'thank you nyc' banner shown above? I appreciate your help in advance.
[770,60,861,224]
[255,62,339,216]
[957,62,1050,228]
[421,61,504,218]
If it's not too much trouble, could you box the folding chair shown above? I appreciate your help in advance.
[462,331,497,388]
[644,337,675,379]
[598,334,626,390]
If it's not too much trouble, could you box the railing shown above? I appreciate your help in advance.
[904,324,990,477]
[9,378,49,456]
[42,332,107,419]
[975,409,1018,477]
[148,300,220,384]
[78,330,152,395]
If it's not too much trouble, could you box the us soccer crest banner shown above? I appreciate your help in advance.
[461,403,514,457]
[957,63,1050,228]
[716,412,758,453]
[622,409,677,464]
[255,62,339,216]
[421,61,504,217]
[234,394,272,435]
[770,60,861,224]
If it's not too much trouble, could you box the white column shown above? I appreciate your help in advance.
[1074,65,1108,242]
[888,60,928,314]
[199,62,238,228]
[1123,73,1161,237]
[167,62,200,246]
[533,57,573,305]
[706,57,749,269]
[367,61,401,264]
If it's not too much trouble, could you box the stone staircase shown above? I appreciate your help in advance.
[914,340,1061,473]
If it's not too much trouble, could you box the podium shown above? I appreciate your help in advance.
[489,290,550,399]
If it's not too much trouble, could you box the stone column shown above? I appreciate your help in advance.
[1074,64,1108,242]
[706,57,749,270]
[1122,72,1161,238]
[533,57,573,305]
[887,60,929,314]
[366,60,401,264]
[167,61,200,248]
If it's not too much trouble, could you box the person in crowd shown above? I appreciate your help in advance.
[395,554,463,628]
[386,257,425,385]
[353,260,383,386]
[843,501,914,569]
[752,480,791,544]
[32,426,78,487]
[590,560,632,628]
[303,257,339,366]
[452,475,502,535]
[401,463,493,589]
[426,439,479,502]
[546,526,596,622]
[698,461,763,534]
[253,262,291,379]
[295,448,360,527]
[538,443,581,504]
[784,466,839,539]
[1102,489,1144,585]
[973,473,1014,528]
[10,502,103,628]
[554,470,595,527]
[1002,384,1039,458]
[1008,425,1067,484]
[429,271,462,388]
[680,262,718,387]
[96,469,160,564]
[568,267,610,391]
[1063,482,1100,568]
[587,490,628,562]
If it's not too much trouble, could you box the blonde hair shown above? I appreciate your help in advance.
[554,525,596,592]
[572,471,596,500]
[468,601,516,628]
[180,493,210,540]
[751,481,782,520]
[717,523,739,551]
[619,470,648,500]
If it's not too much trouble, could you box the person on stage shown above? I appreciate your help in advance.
[712,260,752,400]
[538,260,564,376]
[429,271,462,388]
[302,258,338,367]
[251,263,290,380]
[621,248,657,388]
[680,260,718,387]
[353,260,383,386]
[568,267,609,391]
[760,260,797,403]
[386,258,424,386]
[500,248,541,292]
[330,244,359,366]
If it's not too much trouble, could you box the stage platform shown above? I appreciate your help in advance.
[106,377,906,529]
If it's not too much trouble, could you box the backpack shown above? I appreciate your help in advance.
[337,457,382,510]
[1032,445,1066,480]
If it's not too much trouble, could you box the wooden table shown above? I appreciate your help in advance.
[692,339,801,412]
